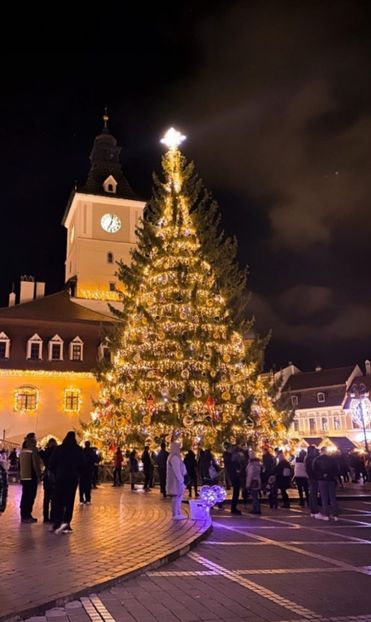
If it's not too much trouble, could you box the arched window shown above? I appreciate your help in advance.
[107,252,114,264]
[15,385,38,411]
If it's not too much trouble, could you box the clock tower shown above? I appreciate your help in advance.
[62,112,145,300]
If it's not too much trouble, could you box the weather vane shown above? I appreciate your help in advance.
[160,127,186,150]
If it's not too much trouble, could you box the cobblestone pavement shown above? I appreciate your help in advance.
[22,498,371,622]
[0,484,210,621]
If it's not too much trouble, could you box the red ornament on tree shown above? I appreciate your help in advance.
[147,394,155,413]
[206,395,216,418]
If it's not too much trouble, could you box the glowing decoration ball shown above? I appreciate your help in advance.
[199,485,227,507]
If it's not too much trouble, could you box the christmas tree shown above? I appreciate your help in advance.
[83,128,286,454]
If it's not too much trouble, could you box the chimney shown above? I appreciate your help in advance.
[35,282,45,299]
[365,360,371,376]
[8,292,16,307]
[20,275,35,304]
[315,365,322,372]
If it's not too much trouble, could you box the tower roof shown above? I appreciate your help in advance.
[79,111,137,199]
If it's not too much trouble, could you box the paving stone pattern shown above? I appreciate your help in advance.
[0,484,210,621]
[22,499,371,622]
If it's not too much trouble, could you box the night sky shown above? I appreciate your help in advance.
[1,2,371,372]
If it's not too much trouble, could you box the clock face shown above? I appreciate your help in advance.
[101,213,121,233]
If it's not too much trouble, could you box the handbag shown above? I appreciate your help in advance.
[208,463,218,481]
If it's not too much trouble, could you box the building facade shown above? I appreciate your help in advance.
[281,363,371,450]
[0,115,145,445]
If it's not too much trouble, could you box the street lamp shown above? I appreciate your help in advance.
[349,383,371,453]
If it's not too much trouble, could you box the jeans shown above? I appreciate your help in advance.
[113,467,122,486]
[79,474,92,502]
[295,477,309,505]
[231,474,240,511]
[158,467,167,496]
[318,480,338,517]
[171,495,183,517]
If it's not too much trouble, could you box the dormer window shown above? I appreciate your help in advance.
[27,334,43,360]
[107,252,114,264]
[48,335,64,361]
[103,175,117,194]
[317,392,325,404]
[291,395,298,407]
[98,342,112,362]
[0,331,10,359]
[69,336,84,362]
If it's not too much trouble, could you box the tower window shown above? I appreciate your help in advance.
[107,252,114,264]
[109,282,116,292]
[291,395,298,407]
[103,176,117,194]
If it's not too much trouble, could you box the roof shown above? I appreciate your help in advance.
[288,386,346,410]
[0,291,112,323]
[327,437,357,452]
[282,366,356,391]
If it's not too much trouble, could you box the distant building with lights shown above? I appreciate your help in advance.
[281,362,371,451]
[0,115,145,445]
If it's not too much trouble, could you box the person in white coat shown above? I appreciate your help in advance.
[166,442,187,520]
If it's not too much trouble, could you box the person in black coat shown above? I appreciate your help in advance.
[141,445,153,491]
[79,441,96,504]
[49,431,84,533]
[275,452,292,508]
[39,437,58,523]
[184,449,198,497]
[156,442,169,498]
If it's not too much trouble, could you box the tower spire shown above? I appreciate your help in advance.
[103,106,109,130]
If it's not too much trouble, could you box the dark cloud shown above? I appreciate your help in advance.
[159,1,371,367]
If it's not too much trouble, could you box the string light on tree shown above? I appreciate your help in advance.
[81,127,286,453]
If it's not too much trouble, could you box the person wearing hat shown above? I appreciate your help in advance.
[246,451,262,515]
[166,442,187,519]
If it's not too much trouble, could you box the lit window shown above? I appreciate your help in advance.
[27,334,42,360]
[69,337,84,362]
[291,395,298,407]
[317,392,325,403]
[334,416,341,430]
[107,252,114,264]
[0,331,10,359]
[64,388,80,412]
[15,386,38,411]
[48,335,63,361]
[293,419,299,432]
[321,417,328,432]
[309,418,316,433]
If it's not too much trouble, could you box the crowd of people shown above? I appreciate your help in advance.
[1,433,370,526]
